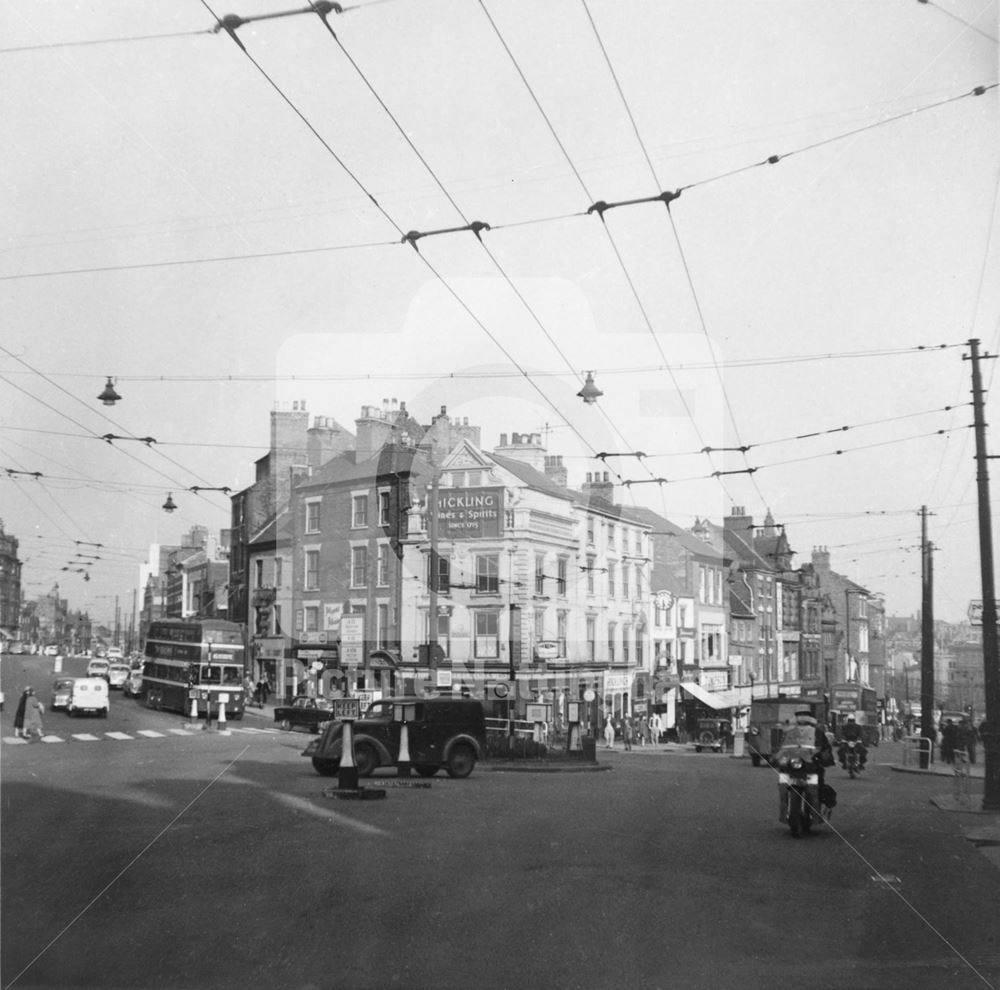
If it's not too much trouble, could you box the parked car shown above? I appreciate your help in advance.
[106,647,125,662]
[51,677,75,710]
[86,658,110,680]
[107,663,131,690]
[693,717,732,753]
[273,697,338,733]
[123,667,145,698]
[67,677,109,717]
[43,644,61,657]
[303,697,487,779]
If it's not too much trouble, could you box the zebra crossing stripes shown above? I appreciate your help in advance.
[3,724,282,746]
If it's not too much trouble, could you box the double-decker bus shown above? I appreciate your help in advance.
[830,683,879,745]
[142,619,246,719]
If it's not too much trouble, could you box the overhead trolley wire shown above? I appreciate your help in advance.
[308,6,598,418]
[0,27,214,55]
[614,424,972,488]
[2,76,993,283]
[477,0,727,504]
[0,346,213,493]
[914,0,999,44]
[579,0,768,509]
[202,0,628,483]
[302,0,685,480]
[0,341,965,385]
[676,83,997,197]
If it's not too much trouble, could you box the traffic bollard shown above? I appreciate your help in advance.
[339,719,359,790]
[397,720,412,777]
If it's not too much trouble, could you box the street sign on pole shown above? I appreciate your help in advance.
[332,698,360,720]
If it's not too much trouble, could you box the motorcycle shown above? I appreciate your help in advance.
[775,745,834,838]
[841,739,864,778]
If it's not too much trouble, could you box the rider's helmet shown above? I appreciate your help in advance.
[847,715,856,722]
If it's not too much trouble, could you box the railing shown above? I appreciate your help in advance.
[902,734,932,767]
[486,717,535,738]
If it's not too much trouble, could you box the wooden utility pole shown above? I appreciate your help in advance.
[919,505,934,770]
[965,339,1000,810]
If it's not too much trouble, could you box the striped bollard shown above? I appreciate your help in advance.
[398,719,412,777]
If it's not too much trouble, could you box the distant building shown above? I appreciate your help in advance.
[0,519,21,645]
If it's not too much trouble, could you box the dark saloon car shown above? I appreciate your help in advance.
[693,717,732,753]
[303,697,487,779]
[274,697,337,733]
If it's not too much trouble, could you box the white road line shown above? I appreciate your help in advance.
[104,732,134,740]
[41,735,65,743]
[3,736,29,744]
[231,727,279,734]
[136,730,166,738]
[168,729,195,736]
[71,734,101,741]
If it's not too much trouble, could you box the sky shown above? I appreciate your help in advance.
[2,0,998,630]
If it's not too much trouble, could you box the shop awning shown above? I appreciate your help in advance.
[680,682,733,710]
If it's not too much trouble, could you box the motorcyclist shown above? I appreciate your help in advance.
[778,709,835,812]
[838,715,868,769]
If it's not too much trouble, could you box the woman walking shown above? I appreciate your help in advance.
[13,688,28,738]
[22,687,45,741]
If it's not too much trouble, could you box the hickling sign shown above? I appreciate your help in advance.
[435,487,503,539]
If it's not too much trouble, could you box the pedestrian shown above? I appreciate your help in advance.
[940,719,957,764]
[13,688,28,738]
[623,714,634,751]
[261,676,272,704]
[22,687,44,741]
[604,713,615,748]
[958,718,978,764]
[649,712,662,746]
[255,678,266,708]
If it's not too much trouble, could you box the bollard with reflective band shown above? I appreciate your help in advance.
[218,700,229,733]
[397,720,412,777]
[339,719,359,790]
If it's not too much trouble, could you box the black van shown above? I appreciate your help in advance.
[303,697,487,779]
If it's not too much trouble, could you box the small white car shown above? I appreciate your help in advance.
[123,668,145,698]
[67,677,109,717]
[86,658,110,680]
[107,663,130,690]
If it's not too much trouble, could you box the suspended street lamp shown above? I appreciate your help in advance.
[576,371,603,405]
[162,493,177,513]
[97,376,122,406]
